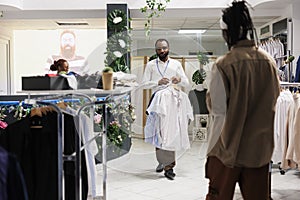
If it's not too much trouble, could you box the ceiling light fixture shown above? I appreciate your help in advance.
[178,29,206,34]
[56,21,89,26]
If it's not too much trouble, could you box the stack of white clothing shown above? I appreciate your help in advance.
[144,86,194,151]
[114,71,138,87]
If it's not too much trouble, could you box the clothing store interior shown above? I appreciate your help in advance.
[0,0,300,199]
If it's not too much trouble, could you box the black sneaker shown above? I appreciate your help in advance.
[164,169,175,180]
[156,163,164,172]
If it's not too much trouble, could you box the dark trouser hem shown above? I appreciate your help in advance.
[205,156,270,200]
[155,147,176,171]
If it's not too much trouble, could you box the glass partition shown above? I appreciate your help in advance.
[131,29,227,57]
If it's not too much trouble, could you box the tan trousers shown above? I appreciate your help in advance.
[205,156,270,200]
[155,148,175,171]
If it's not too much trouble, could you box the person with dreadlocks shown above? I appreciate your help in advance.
[205,1,280,199]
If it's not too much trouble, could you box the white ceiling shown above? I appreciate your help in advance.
[0,0,292,32]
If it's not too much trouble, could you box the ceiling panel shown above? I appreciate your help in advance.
[0,0,285,32]
[0,15,281,31]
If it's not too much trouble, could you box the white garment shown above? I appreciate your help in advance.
[141,58,189,93]
[60,74,78,89]
[272,90,294,164]
[146,86,193,151]
[144,112,162,148]
[66,107,98,197]
[283,93,300,170]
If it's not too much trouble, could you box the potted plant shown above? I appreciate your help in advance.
[192,68,206,89]
[102,67,114,90]
[192,51,209,91]
[189,51,210,115]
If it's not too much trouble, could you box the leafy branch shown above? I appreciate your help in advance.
[197,51,209,66]
[140,0,171,37]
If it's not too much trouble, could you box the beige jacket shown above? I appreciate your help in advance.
[207,40,280,168]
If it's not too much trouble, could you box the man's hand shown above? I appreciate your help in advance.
[171,76,181,84]
[158,78,170,85]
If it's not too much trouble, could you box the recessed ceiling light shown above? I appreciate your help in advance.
[178,29,206,34]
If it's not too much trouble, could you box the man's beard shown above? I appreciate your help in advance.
[157,51,169,61]
[61,46,75,59]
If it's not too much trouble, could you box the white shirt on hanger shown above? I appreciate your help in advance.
[146,86,193,151]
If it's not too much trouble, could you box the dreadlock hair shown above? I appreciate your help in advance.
[222,0,255,48]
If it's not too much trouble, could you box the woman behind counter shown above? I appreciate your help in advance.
[50,58,78,89]
[50,58,69,75]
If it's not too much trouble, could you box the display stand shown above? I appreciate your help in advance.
[19,87,134,200]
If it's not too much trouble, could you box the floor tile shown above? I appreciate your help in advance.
[87,138,300,200]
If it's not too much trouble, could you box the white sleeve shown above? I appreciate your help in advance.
[141,63,159,89]
[207,63,227,154]
[176,63,189,88]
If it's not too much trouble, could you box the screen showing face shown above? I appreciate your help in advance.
[13,29,107,92]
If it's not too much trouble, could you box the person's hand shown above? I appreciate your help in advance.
[171,76,181,84]
[158,78,170,85]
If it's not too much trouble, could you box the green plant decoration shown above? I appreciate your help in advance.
[105,9,131,73]
[197,51,209,66]
[102,67,113,73]
[140,0,171,37]
[192,51,209,85]
[149,54,158,61]
[94,99,136,148]
[107,121,128,147]
[105,32,131,72]
[107,9,129,32]
[192,69,206,85]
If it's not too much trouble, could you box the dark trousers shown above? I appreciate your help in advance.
[205,156,270,200]
[156,148,176,171]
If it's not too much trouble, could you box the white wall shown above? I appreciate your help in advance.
[13,29,106,93]
[0,28,13,94]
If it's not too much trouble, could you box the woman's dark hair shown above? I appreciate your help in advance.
[50,59,67,71]
[222,0,254,48]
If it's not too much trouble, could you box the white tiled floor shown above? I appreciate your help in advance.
[89,138,300,200]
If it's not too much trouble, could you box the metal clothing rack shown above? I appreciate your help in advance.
[279,81,300,87]
[19,87,134,200]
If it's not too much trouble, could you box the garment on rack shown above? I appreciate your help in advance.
[188,89,209,114]
[272,90,294,164]
[287,93,300,168]
[259,37,285,69]
[277,91,300,170]
[0,145,28,200]
[66,107,98,197]
[0,111,88,200]
[145,86,193,151]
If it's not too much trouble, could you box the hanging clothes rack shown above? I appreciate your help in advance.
[19,87,134,200]
[272,82,300,175]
